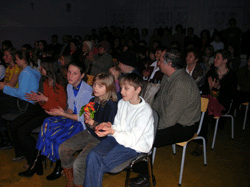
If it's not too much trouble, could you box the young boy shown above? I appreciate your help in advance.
[83,73,154,187]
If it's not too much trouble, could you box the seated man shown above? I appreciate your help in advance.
[83,73,154,187]
[130,49,201,186]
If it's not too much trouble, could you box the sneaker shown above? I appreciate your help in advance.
[12,155,25,161]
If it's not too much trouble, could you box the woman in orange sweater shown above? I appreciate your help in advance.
[9,57,66,174]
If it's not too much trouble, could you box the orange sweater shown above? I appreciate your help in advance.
[40,80,67,111]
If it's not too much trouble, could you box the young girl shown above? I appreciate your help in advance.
[11,57,66,176]
[58,73,118,187]
[19,61,93,178]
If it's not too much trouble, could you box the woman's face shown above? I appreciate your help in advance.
[38,42,44,50]
[59,56,65,66]
[186,52,198,65]
[40,66,47,76]
[3,51,13,64]
[15,55,25,68]
[67,64,84,87]
[70,42,77,52]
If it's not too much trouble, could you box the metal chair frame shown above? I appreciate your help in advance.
[152,97,209,186]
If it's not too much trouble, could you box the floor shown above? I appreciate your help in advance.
[0,109,249,187]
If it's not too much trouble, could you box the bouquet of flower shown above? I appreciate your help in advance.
[79,102,95,119]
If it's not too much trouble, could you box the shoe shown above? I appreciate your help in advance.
[18,166,37,177]
[46,160,62,181]
[18,159,43,177]
[0,141,13,150]
[129,174,156,187]
[12,156,25,161]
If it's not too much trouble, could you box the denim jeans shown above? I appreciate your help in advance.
[84,136,138,187]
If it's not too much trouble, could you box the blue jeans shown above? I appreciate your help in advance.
[84,136,138,187]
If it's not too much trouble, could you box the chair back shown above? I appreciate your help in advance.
[197,97,209,135]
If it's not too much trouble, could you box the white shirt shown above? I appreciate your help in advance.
[112,98,154,153]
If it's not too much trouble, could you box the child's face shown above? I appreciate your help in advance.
[120,82,140,104]
[93,80,107,100]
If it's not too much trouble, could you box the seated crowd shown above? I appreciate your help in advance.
[0,20,249,187]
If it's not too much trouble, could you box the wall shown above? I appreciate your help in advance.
[0,0,249,48]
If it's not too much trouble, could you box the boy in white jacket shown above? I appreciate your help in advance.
[84,73,154,187]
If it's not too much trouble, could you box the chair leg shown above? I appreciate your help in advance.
[231,116,234,139]
[125,168,131,187]
[212,118,219,150]
[243,104,249,130]
[178,145,187,186]
[147,157,153,187]
[202,138,207,166]
[152,147,157,165]
[172,144,176,155]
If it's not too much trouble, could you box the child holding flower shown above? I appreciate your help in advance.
[58,73,118,187]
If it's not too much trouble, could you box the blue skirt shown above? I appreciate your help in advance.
[36,116,85,162]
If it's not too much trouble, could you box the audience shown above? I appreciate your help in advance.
[0,18,249,186]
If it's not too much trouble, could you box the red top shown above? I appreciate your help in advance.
[40,80,67,111]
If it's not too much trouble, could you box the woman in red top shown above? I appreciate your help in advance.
[9,57,66,172]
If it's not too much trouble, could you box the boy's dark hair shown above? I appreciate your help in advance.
[120,73,143,91]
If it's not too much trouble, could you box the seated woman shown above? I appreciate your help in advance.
[83,73,154,187]
[10,57,66,173]
[58,53,72,79]
[58,73,118,187]
[185,48,205,89]
[192,49,237,156]
[0,50,41,149]
[18,61,92,178]
[2,47,21,88]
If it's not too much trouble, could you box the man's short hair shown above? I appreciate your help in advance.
[215,49,232,67]
[120,73,143,91]
[163,49,184,69]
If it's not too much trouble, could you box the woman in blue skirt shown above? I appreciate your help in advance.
[19,61,92,179]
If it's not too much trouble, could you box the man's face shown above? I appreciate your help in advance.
[157,50,169,75]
